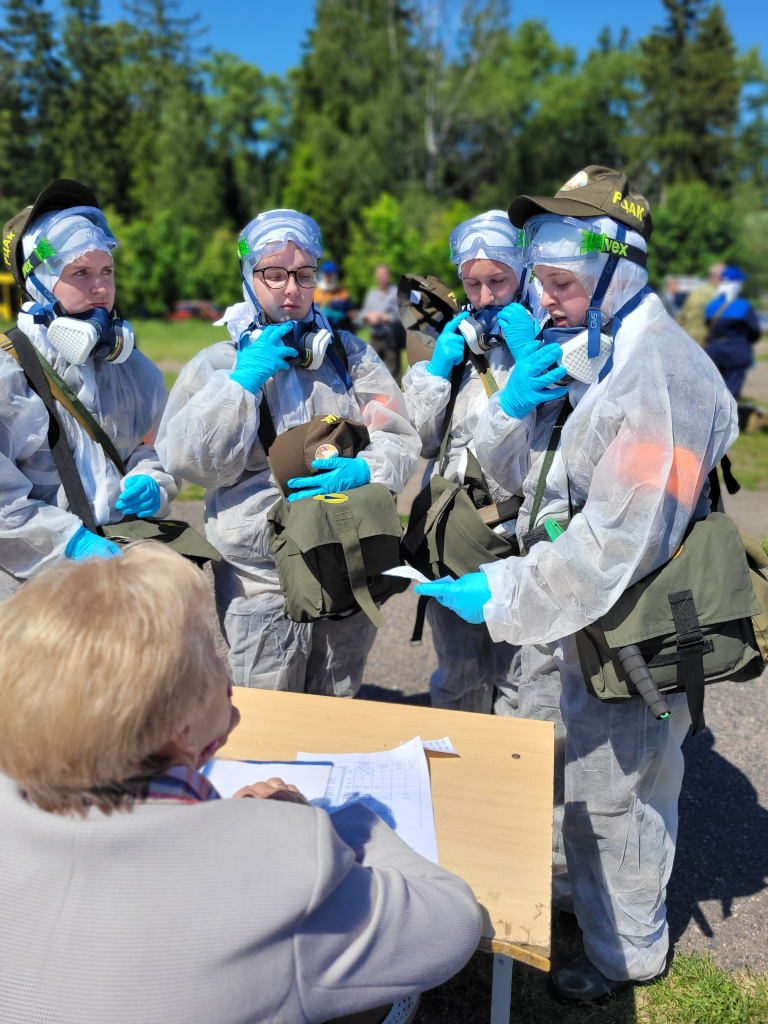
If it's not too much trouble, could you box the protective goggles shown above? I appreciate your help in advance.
[22,207,118,280]
[523,215,646,270]
[238,209,323,269]
[449,211,524,273]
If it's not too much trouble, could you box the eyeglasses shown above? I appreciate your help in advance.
[253,265,318,290]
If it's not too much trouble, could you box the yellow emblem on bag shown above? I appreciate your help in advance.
[321,414,339,425]
[314,493,348,503]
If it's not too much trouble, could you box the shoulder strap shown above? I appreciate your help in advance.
[1,329,126,475]
[437,352,469,474]
[1,328,99,534]
[527,398,572,537]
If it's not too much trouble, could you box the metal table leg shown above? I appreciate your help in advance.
[490,953,514,1024]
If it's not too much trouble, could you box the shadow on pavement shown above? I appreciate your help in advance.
[667,729,768,946]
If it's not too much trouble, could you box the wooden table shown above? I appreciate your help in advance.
[219,689,554,1022]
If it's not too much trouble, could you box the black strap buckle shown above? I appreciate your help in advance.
[676,627,704,648]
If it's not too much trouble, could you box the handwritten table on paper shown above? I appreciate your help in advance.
[298,736,438,863]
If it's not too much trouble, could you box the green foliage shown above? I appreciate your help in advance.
[726,429,768,491]
[647,182,737,287]
[0,0,766,315]
[641,952,768,1023]
[638,0,741,192]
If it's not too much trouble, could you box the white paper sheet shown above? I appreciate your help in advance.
[296,736,439,863]
[381,565,430,584]
[202,759,333,805]
[401,736,458,755]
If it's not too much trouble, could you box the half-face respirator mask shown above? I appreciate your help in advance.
[29,302,134,364]
[523,215,648,386]
[456,306,506,356]
[244,310,333,372]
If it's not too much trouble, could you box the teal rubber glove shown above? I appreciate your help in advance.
[230,322,298,394]
[65,525,121,561]
[496,303,540,359]
[499,344,568,419]
[426,311,470,379]
[115,474,162,518]
[414,572,491,624]
[287,456,371,501]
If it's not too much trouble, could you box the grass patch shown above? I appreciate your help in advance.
[177,483,205,501]
[637,953,768,1023]
[726,430,768,490]
[415,949,768,1024]
[133,318,226,365]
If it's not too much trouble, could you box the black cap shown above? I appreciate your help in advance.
[508,166,652,240]
[2,179,100,293]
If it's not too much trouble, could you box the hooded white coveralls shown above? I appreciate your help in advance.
[158,302,420,695]
[403,346,520,713]
[474,289,737,980]
[0,308,177,596]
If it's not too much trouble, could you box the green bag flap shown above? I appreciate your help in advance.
[267,483,401,554]
[602,513,760,648]
[102,517,222,562]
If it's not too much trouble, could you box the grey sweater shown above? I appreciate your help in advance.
[0,773,482,1023]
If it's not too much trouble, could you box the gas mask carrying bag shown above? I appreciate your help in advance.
[401,353,520,583]
[257,351,405,627]
[267,483,404,627]
[574,511,768,736]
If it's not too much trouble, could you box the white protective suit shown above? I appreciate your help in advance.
[0,307,177,597]
[401,210,526,714]
[474,227,738,980]
[403,347,520,713]
[157,300,420,694]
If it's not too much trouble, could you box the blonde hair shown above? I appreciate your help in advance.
[0,544,221,815]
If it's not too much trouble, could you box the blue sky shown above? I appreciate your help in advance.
[44,0,768,74]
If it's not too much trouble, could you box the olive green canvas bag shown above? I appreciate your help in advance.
[267,483,405,627]
[574,511,768,735]
[402,354,520,583]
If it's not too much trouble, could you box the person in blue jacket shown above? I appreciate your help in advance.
[704,265,761,399]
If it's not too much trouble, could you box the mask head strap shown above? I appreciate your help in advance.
[585,224,626,358]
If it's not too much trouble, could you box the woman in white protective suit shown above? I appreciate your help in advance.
[158,210,420,693]
[416,167,738,1001]
[0,180,177,597]
[402,211,542,714]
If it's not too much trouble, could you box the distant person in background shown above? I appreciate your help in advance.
[314,261,356,333]
[677,262,725,345]
[660,276,682,318]
[360,262,405,384]
[704,264,761,400]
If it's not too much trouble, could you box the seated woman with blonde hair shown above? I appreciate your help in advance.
[0,544,481,1024]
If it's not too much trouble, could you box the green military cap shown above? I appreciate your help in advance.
[267,414,371,497]
[2,179,99,293]
[509,166,653,240]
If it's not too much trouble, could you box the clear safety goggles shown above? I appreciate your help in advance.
[238,209,323,269]
[522,215,611,268]
[22,207,118,280]
[449,211,523,271]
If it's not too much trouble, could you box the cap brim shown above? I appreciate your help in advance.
[508,194,608,228]
[5,179,100,293]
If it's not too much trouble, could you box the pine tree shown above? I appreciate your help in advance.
[638,0,740,190]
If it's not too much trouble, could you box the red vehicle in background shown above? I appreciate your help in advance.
[166,300,222,322]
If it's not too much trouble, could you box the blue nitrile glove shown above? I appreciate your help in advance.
[498,344,568,419]
[287,456,372,501]
[65,525,121,561]
[496,303,540,359]
[426,311,470,379]
[230,322,298,394]
[414,572,491,625]
[115,474,162,518]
